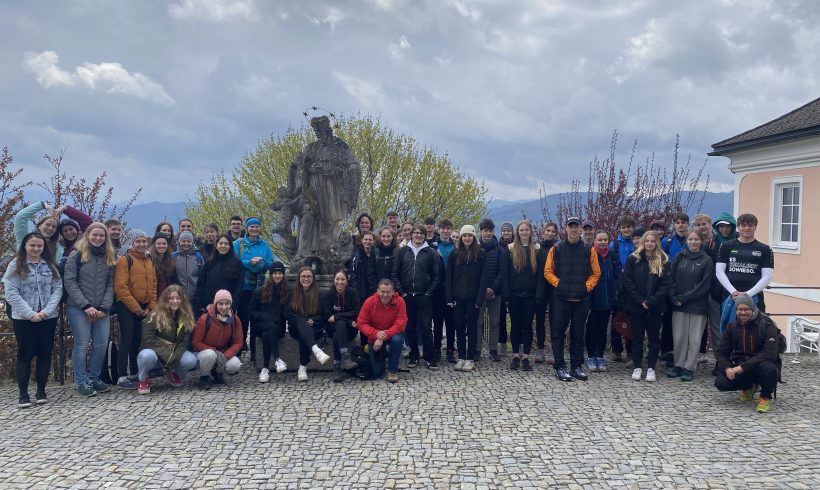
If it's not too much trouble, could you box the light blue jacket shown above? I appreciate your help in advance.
[2,258,63,320]
[233,236,275,290]
[14,201,64,258]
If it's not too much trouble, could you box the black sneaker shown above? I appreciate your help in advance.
[570,366,588,381]
[510,357,521,370]
[424,360,439,370]
[332,366,346,383]
[197,375,211,390]
[408,357,419,368]
[446,350,457,364]
[77,382,98,397]
[90,380,111,393]
[521,358,532,371]
[18,395,32,408]
[211,370,226,385]
[35,390,48,404]
[489,350,500,362]
[555,367,573,382]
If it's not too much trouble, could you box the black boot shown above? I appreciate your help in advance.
[197,375,211,390]
[332,365,346,383]
[211,369,225,385]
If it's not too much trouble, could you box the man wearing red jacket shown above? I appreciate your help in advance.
[357,279,407,383]
[192,290,244,389]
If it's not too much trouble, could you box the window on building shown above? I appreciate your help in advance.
[773,178,801,249]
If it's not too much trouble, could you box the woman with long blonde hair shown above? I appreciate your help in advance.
[135,285,197,394]
[64,223,118,396]
[503,220,540,371]
[620,231,672,382]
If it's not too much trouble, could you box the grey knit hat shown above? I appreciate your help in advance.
[734,294,758,319]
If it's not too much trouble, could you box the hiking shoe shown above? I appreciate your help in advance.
[612,351,624,362]
[77,382,98,397]
[521,358,532,371]
[555,367,573,382]
[117,376,138,390]
[740,385,758,402]
[462,360,476,372]
[424,360,439,370]
[211,370,226,385]
[312,346,331,365]
[586,358,598,372]
[645,368,657,382]
[570,366,588,381]
[166,370,183,387]
[297,366,308,382]
[35,390,47,404]
[341,358,359,371]
[18,395,32,409]
[534,350,545,364]
[631,368,642,381]
[680,369,693,381]
[408,357,419,368]
[332,366,346,383]
[510,357,521,370]
[596,358,607,372]
[666,366,682,378]
[756,397,771,413]
[137,380,150,394]
[454,359,466,371]
[197,376,211,390]
[274,358,287,373]
[258,368,270,383]
[90,380,110,393]
[446,350,457,364]
[489,350,500,362]
[387,371,399,383]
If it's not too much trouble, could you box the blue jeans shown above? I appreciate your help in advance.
[67,305,111,385]
[137,349,197,381]
[368,333,404,378]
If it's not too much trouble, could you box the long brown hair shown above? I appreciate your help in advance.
[453,232,481,265]
[74,222,117,266]
[511,220,538,272]
[147,285,195,334]
[289,267,319,315]
[13,232,58,278]
[149,234,175,278]
[260,269,289,305]
[35,215,60,260]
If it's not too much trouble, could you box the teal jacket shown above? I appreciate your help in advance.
[233,236,275,290]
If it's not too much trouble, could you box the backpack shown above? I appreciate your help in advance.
[349,345,373,379]
[758,317,788,355]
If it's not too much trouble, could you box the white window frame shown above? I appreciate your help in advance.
[770,175,802,254]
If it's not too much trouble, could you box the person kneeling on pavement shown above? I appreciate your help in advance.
[356,279,407,383]
[136,285,198,394]
[714,294,781,413]
[192,289,244,390]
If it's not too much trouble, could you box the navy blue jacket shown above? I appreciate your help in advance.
[589,249,620,311]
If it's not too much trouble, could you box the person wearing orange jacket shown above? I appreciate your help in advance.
[544,217,601,382]
[114,231,158,389]
[356,279,407,383]
[191,290,244,390]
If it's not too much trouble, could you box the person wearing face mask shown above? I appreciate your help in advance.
[321,269,363,382]
[192,289,244,389]
[714,294,781,413]
[348,231,378,299]
[114,230,157,389]
[194,235,244,317]
[135,285,197,394]
[250,262,289,382]
[668,231,714,381]
[64,223,117,397]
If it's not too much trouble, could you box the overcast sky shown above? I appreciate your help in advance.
[2,0,819,204]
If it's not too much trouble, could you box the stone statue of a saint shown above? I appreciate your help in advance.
[274,116,361,273]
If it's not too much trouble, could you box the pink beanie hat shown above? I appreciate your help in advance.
[214,289,232,305]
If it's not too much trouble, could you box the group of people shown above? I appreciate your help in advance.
[2,202,783,413]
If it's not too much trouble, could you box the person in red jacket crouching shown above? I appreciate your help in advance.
[192,290,244,390]
[357,279,407,383]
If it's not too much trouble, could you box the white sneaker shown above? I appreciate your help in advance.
[258,368,270,383]
[646,368,656,382]
[697,353,708,364]
[312,345,330,365]
[631,368,642,381]
[297,365,308,382]
[454,359,466,371]
[463,360,475,372]
[274,358,287,373]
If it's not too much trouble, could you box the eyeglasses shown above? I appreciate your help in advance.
[412,231,424,235]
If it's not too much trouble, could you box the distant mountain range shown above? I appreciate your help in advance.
[120,191,734,233]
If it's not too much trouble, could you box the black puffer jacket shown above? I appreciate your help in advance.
[670,249,714,315]
[248,285,286,336]
[445,250,486,307]
[478,236,505,295]
[621,253,672,314]
[392,242,441,296]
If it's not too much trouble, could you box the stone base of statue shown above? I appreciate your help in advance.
[287,233,353,276]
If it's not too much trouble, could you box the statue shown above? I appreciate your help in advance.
[274,116,361,274]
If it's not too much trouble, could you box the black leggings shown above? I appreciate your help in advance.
[257,322,285,369]
[630,309,662,370]
[116,304,143,377]
[288,317,323,366]
[452,301,479,360]
[14,318,57,396]
[498,300,508,344]
[509,295,535,355]
[585,309,610,358]
[326,319,358,362]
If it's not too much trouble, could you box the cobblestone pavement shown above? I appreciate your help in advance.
[0,353,817,489]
